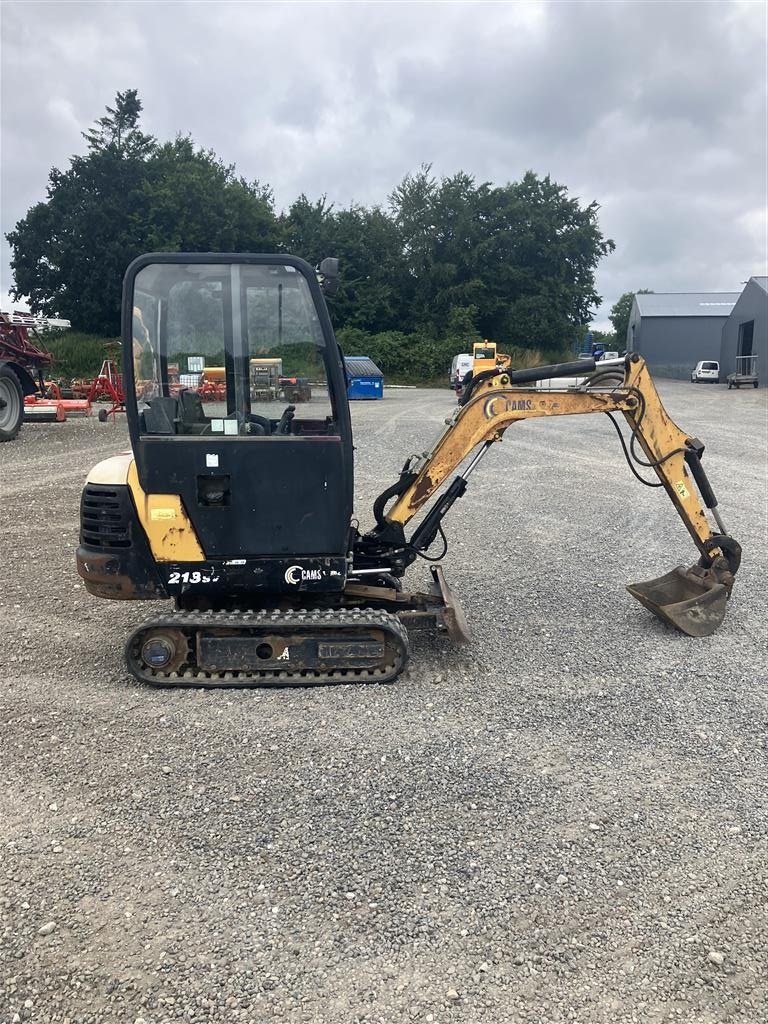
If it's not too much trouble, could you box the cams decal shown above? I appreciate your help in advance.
[483,396,533,420]
[284,565,324,585]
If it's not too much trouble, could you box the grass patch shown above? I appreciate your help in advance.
[41,330,119,381]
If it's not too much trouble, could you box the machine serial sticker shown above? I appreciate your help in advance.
[674,481,690,500]
[151,508,177,520]
[168,570,221,585]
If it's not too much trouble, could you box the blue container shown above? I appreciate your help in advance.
[344,356,384,400]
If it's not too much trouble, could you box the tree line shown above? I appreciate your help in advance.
[8,90,620,379]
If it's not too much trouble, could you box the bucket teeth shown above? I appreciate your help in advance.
[626,566,728,637]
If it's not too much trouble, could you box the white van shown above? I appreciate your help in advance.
[691,360,720,383]
[450,353,473,387]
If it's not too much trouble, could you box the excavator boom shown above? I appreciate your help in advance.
[364,354,740,638]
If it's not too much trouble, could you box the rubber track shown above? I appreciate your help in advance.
[125,607,410,688]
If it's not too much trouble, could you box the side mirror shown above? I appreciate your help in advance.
[318,257,340,297]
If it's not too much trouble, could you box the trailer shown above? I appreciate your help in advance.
[726,354,759,389]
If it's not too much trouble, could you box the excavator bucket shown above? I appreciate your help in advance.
[626,567,728,638]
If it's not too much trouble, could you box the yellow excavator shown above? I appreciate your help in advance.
[471,339,511,375]
[76,253,741,687]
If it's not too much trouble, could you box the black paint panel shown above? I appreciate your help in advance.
[164,555,348,597]
[138,435,352,558]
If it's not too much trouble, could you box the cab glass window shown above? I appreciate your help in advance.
[131,263,336,438]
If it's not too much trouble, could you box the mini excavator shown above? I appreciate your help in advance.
[77,254,742,687]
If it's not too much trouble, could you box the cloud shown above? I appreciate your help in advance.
[1,0,766,323]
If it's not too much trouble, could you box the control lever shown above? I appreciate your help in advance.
[276,404,296,435]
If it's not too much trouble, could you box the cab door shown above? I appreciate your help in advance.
[122,255,353,562]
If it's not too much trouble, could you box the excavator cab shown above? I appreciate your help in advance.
[122,254,354,592]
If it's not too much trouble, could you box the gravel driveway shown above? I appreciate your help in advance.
[1,381,766,1024]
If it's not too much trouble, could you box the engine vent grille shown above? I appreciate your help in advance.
[80,485,132,549]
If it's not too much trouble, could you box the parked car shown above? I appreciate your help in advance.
[691,360,720,383]
[450,353,473,389]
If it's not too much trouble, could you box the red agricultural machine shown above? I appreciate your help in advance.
[0,311,91,440]
[71,350,125,422]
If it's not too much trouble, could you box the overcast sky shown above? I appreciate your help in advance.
[1,0,766,329]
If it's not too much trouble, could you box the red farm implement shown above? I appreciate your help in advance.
[1,310,90,439]
[83,356,125,419]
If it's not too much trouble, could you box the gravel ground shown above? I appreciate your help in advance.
[1,382,766,1024]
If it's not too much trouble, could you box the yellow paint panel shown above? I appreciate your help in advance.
[127,462,205,562]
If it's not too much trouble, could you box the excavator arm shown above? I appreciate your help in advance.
[361,354,740,637]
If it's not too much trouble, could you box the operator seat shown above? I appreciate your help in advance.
[143,396,180,434]
[178,389,208,427]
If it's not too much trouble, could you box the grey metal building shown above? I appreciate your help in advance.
[626,292,739,381]
[720,277,767,388]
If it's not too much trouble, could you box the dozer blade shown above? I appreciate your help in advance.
[430,565,471,644]
[626,567,728,637]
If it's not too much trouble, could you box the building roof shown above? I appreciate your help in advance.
[344,355,383,377]
[750,276,767,293]
[634,292,740,317]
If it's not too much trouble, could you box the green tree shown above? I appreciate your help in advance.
[82,88,155,158]
[475,173,615,348]
[389,167,614,349]
[8,92,616,363]
[325,205,406,332]
[142,137,278,254]
[389,167,490,335]
[281,198,405,333]
[280,194,336,267]
[7,92,157,331]
[589,329,617,346]
[7,92,278,335]
[580,328,618,351]
[610,289,653,347]
[444,304,479,348]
